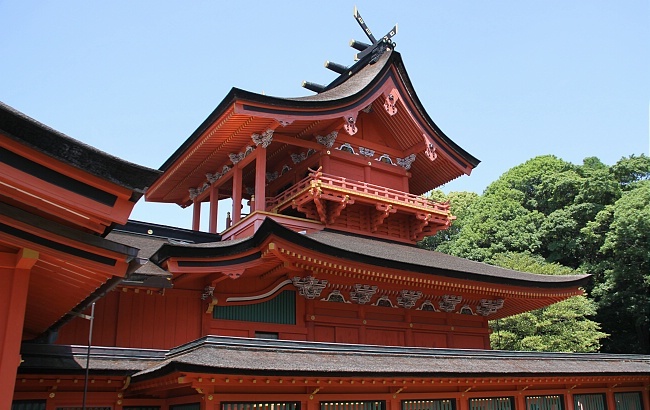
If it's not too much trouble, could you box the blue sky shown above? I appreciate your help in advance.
[1,1,648,231]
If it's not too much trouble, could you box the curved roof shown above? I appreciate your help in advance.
[148,49,479,204]
[152,218,589,290]
[0,101,160,195]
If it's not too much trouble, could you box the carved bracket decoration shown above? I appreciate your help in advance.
[229,146,255,165]
[459,305,475,315]
[322,289,349,303]
[439,295,463,312]
[418,300,437,311]
[397,290,422,309]
[374,295,394,307]
[251,129,274,148]
[411,212,431,241]
[316,131,338,148]
[350,284,378,304]
[290,148,315,164]
[206,164,232,185]
[371,203,396,232]
[328,195,354,224]
[424,135,438,162]
[383,89,400,116]
[266,171,279,182]
[376,153,394,165]
[201,286,215,301]
[189,182,210,200]
[476,299,504,316]
[343,115,358,135]
[293,276,329,299]
[397,153,416,170]
[275,119,293,127]
[359,147,375,158]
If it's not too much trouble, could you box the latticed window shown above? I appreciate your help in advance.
[56,408,111,410]
[615,393,643,410]
[469,397,514,410]
[403,399,455,410]
[170,404,200,410]
[222,402,300,410]
[526,395,564,410]
[574,394,606,410]
[12,401,46,410]
[321,401,385,410]
[213,290,296,324]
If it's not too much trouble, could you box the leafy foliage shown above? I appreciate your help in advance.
[421,154,650,353]
[487,253,607,352]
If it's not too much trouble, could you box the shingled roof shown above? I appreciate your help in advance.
[21,337,648,379]
[0,101,161,196]
[152,217,590,289]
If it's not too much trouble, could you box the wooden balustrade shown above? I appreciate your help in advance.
[267,169,449,215]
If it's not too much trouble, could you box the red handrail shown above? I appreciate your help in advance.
[267,169,449,213]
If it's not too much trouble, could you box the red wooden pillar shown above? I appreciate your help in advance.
[209,185,219,234]
[192,199,201,231]
[0,248,38,408]
[232,166,242,223]
[566,391,575,410]
[321,151,331,173]
[605,390,617,410]
[254,148,267,212]
[516,393,527,410]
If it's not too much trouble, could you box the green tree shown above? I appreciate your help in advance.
[582,181,650,353]
[419,190,478,251]
[488,253,607,352]
[423,154,650,353]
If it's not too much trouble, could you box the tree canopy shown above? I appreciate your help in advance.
[421,154,650,353]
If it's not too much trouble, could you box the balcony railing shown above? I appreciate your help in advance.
[266,169,449,215]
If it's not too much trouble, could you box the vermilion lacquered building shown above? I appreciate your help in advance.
[4,15,649,410]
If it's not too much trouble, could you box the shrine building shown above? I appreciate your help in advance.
[2,9,649,410]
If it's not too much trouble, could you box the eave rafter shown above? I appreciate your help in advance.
[270,242,583,318]
[130,371,649,396]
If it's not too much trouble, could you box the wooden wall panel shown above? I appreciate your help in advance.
[58,289,202,349]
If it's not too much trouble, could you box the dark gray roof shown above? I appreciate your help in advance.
[159,50,479,172]
[19,343,165,374]
[136,336,650,379]
[306,229,591,286]
[152,218,590,289]
[0,101,161,195]
[289,50,392,102]
[21,337,650,379]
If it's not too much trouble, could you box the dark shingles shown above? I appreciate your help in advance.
[0,101,161,194]
[134,336,650,378]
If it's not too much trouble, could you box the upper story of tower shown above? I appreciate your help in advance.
[146,34,479,244]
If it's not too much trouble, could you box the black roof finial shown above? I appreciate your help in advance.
[351,6,398,62]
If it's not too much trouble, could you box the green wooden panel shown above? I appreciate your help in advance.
[213,290,296,324]
[12,401,46,410]
[526,395,563,410]
[574,394,606,410]
[469,397,513,410]
[615,393,643,410]
[403,399,455,410]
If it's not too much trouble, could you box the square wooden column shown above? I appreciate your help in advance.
[192,198,201,231]
[0,248,38,408]
[254,147,267,212]
[209,185,219,233]
[232,166,242,223]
